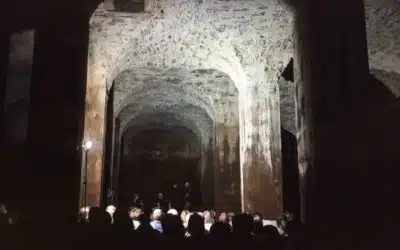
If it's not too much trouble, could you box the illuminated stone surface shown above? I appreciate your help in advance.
[1,0,399,217]
[79,0,400,215]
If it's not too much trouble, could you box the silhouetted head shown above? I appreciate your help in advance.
[232,213,254,238]
[161,214,184,239]
[253,224,281,248]
[158,192,164,199]
[209,221,232,240]
[88,207,112,228]
[187,213,205,238]
[253,220,264,235]
[184,182,190,188]
[113,209,134,232]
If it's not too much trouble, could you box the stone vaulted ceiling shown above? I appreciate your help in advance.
[4,0,400,138]
[114,67,238,145]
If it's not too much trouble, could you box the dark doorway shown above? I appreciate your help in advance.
[118,128,202,211]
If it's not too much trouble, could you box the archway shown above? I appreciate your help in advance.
[102,67,240,211]
[119,117,203,211]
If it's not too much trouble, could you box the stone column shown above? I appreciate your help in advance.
[103,87,114,205]
[111,117,121,205]
[0,33,9,116]
[240,68,283,218]
[214,117,241,212]
[80,56,107,208]
[25,15,90,226]
[293,0,372,237]
[0,33,10,203]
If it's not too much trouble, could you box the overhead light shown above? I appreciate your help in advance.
[83,140,93,150]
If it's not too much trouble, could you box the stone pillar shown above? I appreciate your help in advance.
[80,57,107,208]
[240,68,283,218]
[293,0,372,238]
[103,87,114,205]
[0,33,9,116]
[214,120,241,212]
[111,117,121,205]
[25,15,89,226]
[0,33,10,203]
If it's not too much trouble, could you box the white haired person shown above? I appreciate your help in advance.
[150,208,163,233]
[79,206,90,223]
[167,208,178,216]
[105,205,117,223]
[180,209,190,227]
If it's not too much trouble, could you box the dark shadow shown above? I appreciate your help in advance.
[114,0,145,13]
[289,1,400,245]
[22,16,90,228]
[280,127,300,221]
[2,98,29,206]
[281,58,293,82]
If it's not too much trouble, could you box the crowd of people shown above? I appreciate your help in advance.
[0,181,306,250]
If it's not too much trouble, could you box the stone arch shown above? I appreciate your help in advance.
[115,97,215,208]
[83,2,285,213]
[107,65,240,210]
[101,14,248,93]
